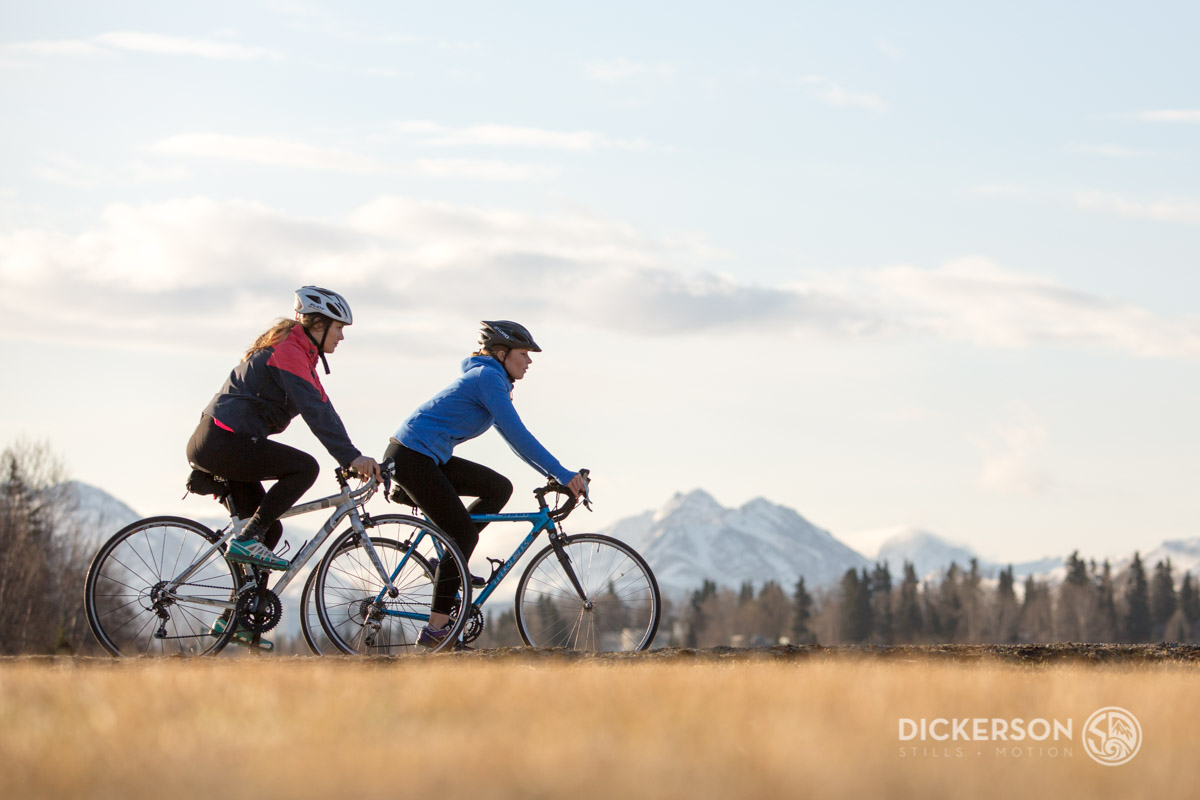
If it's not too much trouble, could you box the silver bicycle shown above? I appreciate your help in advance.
[84,469,470,656]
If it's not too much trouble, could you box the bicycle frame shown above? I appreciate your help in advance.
[466,508,558,607]
[372,505,563,625]
[162,477,392,611]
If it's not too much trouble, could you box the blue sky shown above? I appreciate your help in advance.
[2,1,1199,564]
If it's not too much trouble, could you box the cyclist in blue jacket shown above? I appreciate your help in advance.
[385,320,585,649]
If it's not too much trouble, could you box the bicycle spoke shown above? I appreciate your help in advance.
[314,517,468,655]
[86,517,241,657]
[515,534,659,652]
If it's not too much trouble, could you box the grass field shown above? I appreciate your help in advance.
[2,650,1199,799]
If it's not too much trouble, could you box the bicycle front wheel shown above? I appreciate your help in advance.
[315,515,471,655]
[299,567,334,655]
[515,534,660,652]
[84,516,243,656]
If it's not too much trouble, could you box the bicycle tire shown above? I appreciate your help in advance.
[314,515,471,655]
[299,567,333,655]
[514,534,660,652]
[84,516,243,656]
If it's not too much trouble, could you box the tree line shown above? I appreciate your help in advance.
[4,438,1198,653]
[0,441,94,654]
[668,552,1200,648]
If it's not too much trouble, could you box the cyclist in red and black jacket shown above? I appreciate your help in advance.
[186,286,381,571]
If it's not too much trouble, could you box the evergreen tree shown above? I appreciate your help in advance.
[791,577,816,644]
[686,579,718,647]
[994,565,1020,643]
[1149,559,1178,638]
[893,562,922,643]
[838,568,871,643]
[1056,551,1096,641]
[1123,553,1152,643]
[757,580,791,644]
[869,562,894,644]
[961,558,985,641]
[934,562,963,641]
[1096,561,1118,641]
[1181,573,1200,635]
[997,565,1015,601]
[1065,551,1089,586]
[1020,575,1054,641]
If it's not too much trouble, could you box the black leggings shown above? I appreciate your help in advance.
[186,415,319,549]
[384,441,512,614]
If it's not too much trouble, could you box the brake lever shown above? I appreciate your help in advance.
[580,468,592,511]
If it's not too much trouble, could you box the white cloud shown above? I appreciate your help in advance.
[414,159,558,182]
[149,134,387,174]
[875,37,904,59]
[2,39,110,58]
[797,75,888,113]
[871,258,1200,357]
[0,196,879,350]
[968,184,1035,198]
[147,132,568,180]
[971,415,1052,496]
[31,152,190,188]
[1069,143,1154,159]
[1137,110,1200,123]
[393,121,652,152]
[1075,191,1200,226]
[586,58,677,82]
[2,199,1197,360]
[92,31,283,61]
[1,31,283,62]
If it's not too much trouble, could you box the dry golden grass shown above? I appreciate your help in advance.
[2,653,1199,799]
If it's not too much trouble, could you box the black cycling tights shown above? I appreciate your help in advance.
[384,441,513,615]
[186,415,319,549]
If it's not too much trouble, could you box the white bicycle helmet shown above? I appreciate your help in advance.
[294,286,353,325]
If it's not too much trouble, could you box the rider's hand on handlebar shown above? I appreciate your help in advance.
[566,471,588,498]
[350,455,382,483]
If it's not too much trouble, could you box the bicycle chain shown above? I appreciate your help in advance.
[145,578,260,640]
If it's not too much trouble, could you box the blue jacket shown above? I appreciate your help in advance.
[394,356,574,485]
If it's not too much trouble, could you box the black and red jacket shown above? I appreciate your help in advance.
[201,324,361,466]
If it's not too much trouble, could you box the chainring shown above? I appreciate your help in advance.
[459,604,485,644]
[235,588,282,634]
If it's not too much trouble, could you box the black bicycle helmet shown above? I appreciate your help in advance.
[479,320,541,352]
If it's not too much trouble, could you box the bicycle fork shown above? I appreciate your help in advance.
[352,524,402,647]
[549,531,592,610]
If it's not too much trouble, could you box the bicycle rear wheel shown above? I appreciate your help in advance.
[84,516,243,656]
[314,515,471,655]
[514,534,660,652]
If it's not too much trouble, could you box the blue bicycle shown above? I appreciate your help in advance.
[314,470,661,653]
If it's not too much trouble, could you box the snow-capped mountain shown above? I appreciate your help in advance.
[57,481,142,545]
[855,524,1063,582]
[1102,538,1200,582]
[874,527,980,577]
[607,489,871,598]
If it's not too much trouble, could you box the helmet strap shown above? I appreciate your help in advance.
[302,324,332,375]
